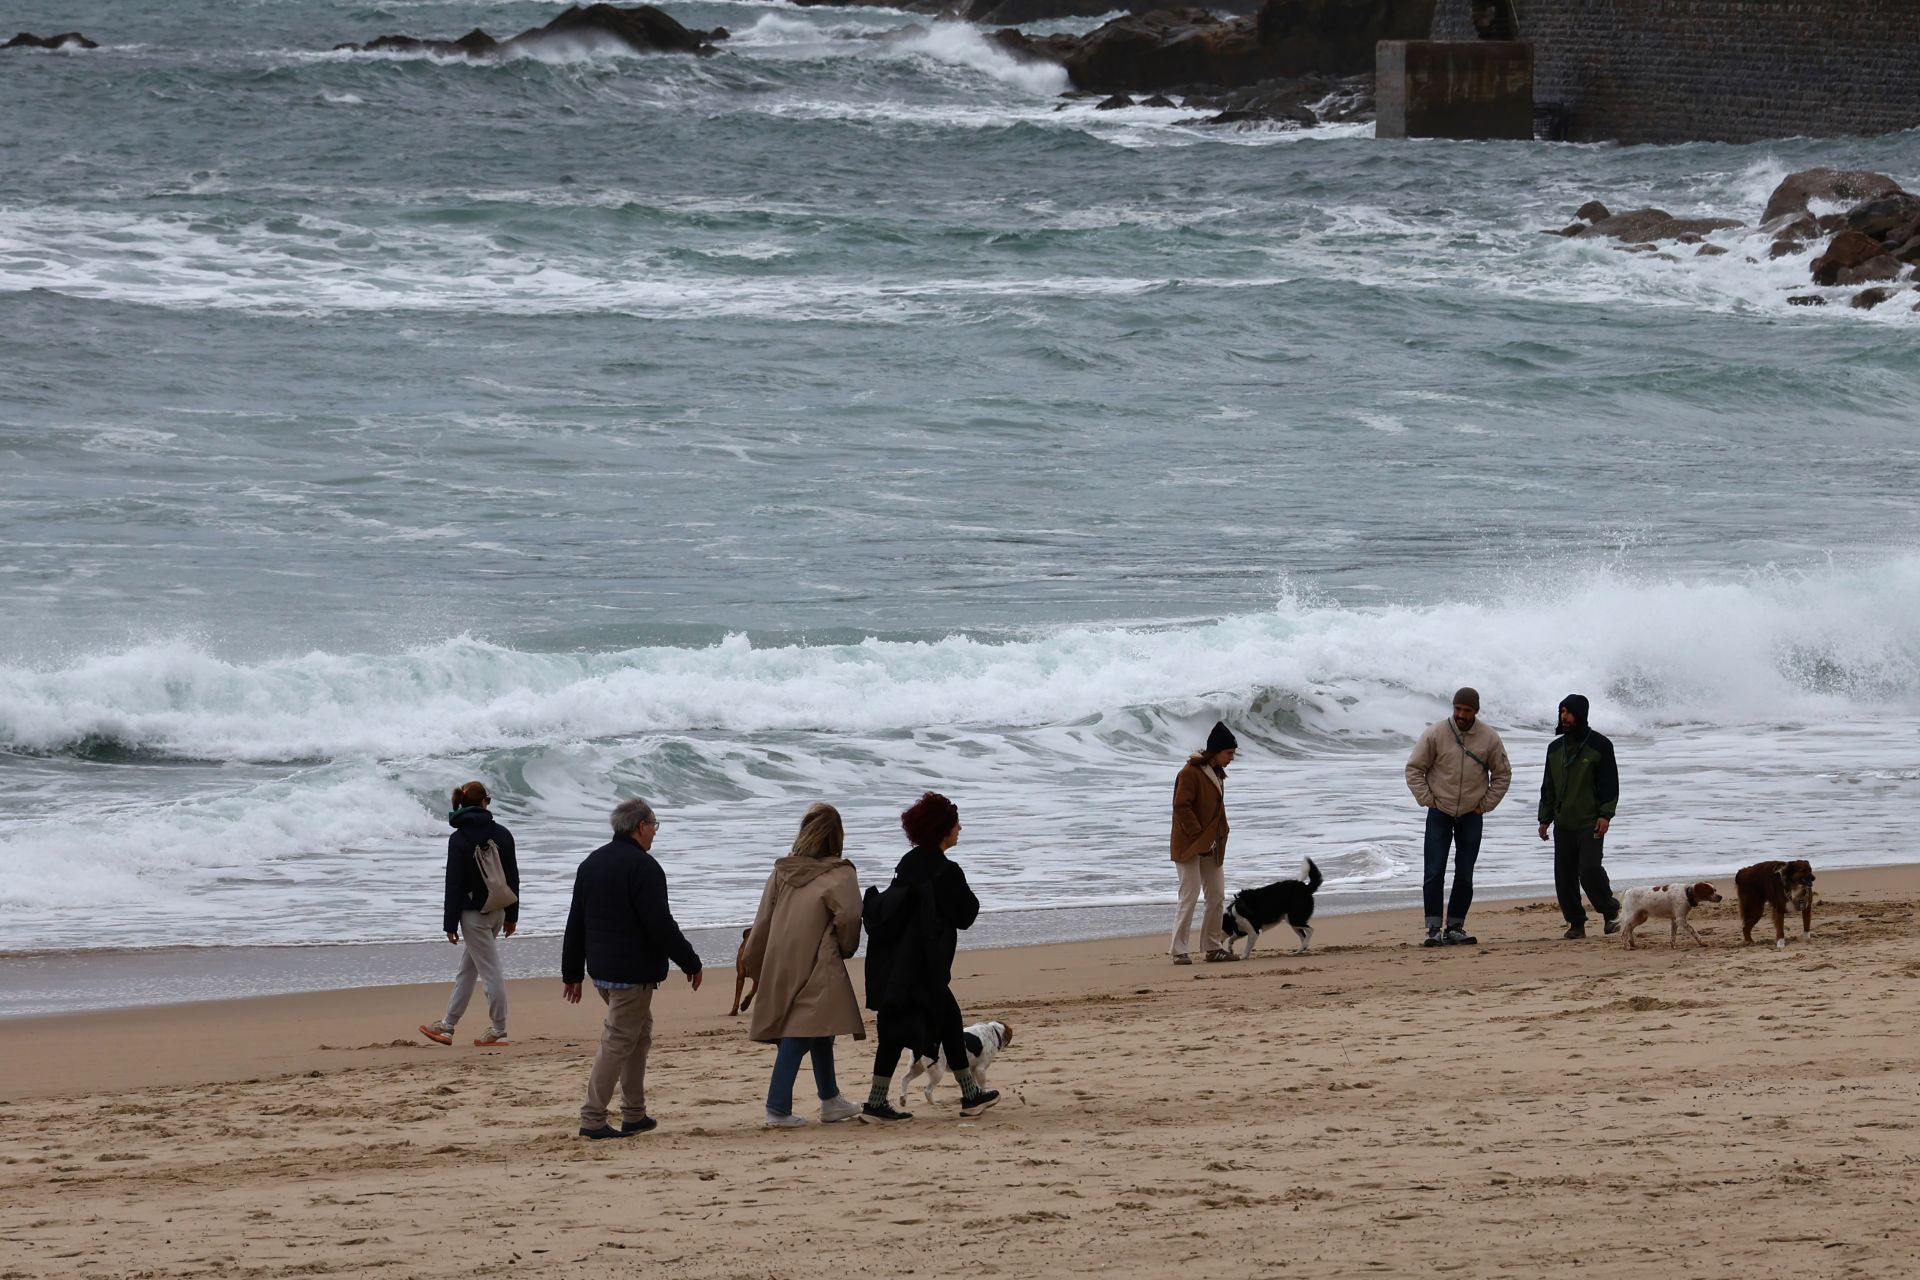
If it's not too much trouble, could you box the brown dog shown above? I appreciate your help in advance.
[1735,859,1816,949]
[729,927,756,1016]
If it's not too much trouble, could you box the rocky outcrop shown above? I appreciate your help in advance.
[995,0,1432,93]
[335,4,723,59]
[3,31,98,49]
[1759,169,1900,225]
[789,0,1263,21]
[1549,167,1920,315]
[1555,206,1743,243]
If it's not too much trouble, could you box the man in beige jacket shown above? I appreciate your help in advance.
[1404,687,1512,948]
[1169,721,1236,964]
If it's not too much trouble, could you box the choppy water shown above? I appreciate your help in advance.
[4,0,1919,960]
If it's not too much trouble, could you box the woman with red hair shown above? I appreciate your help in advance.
[859,791,998,1119]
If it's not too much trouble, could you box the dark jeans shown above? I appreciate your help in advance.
[1422,808,1482,929]
[1553,826,1619,924]
[766,1036,837,1116]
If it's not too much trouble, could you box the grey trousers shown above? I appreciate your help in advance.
[444,909,507,1035]
[581,983,656,1128]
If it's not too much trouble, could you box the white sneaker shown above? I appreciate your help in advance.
[818,1095,862,1124]
[762,1109,808,1129]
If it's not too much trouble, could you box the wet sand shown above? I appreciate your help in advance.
[3,865,1917,1278]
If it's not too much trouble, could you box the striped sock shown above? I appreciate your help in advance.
[866,1076,892,1107]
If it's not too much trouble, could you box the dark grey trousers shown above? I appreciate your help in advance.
[1553,827,1619,925]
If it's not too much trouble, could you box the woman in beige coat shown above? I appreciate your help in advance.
[740,803,866,1128]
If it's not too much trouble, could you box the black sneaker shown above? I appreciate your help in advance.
[860,1101,913,1123]
[1443,927,1477,946]
[578,1124,635,1140]
[959,1089,1000,1117]
[1561,923,1586,940]
[621,1116,658,1136]
[1421,928,1443,948]
[1602,915,1621,935]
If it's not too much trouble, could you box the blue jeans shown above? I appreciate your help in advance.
[766,1036,838,1117]
[1423,808,1483,929]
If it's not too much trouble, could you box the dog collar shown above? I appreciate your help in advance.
[1684,885,1697,908]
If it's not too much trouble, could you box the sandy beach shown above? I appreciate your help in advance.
[4,864,1917,1279]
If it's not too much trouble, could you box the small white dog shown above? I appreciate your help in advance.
[900,1020,1012,1106]
[1616,880,1722,949]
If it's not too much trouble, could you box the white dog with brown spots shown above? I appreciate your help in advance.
[1617,880,1721,949]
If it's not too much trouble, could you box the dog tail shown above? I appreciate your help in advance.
[1301,858,1322,893]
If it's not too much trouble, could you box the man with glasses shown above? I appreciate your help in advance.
[562,797,703,1139]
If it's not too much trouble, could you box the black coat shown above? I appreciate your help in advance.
[863,844,979,1016]
[560,835,703,987]
[443,807,519,935]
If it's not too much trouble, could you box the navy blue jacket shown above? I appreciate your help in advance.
[561,835,702,986]
[444,807,519,935]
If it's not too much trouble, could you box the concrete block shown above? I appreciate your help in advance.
[1377,40,1534,140]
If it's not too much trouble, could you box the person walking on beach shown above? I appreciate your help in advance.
[419,781,519,1048]
[860,791,998,1120]
[740,803,867,1129]
[561,797,703,1139]
[1169,722,1235,964]
[1537,694,1622,939]
[1405,688,1512,948]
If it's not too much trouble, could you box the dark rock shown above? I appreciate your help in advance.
[963,0,1261,23]
[1140,93,1177,107]
[1761,169,1900,224]
[1674,232,1704,244]
[1573,201,1611,223]
[708,26,730,40]
[1891,236,1920,264]
[1573,208,1743,244]
[1617,244,1659,254]
[1470,0,1517,39]
[995,0,1431,93]
[1096,93,1135,109]
[1810,230,1892,285]
[1762,213,1817,240]
[3,30,98,49]
[1815,213,1848,234]
[1835,255,1901,286]
[1786,295,1827,307]
[1767,238,1804,260]
[1849,287,1897,310]
[336,4,717,60]
[1844,192,1920,239]
[1695,244,1729,257]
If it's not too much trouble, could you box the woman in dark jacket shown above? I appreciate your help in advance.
[859,790,996,1120]
[419,780,520,1048]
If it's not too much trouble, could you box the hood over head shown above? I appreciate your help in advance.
[1558,694,1590,729]
[773,853,849,887]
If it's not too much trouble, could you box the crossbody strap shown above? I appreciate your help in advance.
[1449,722,1493,779]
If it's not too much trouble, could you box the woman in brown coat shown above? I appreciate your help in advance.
[1170,721,1236,964]
[740,803,866,1128]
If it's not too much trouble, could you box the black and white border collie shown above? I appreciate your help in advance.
[1221,859,1322,958]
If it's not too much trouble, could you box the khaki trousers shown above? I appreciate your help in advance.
[1170,851,1225,957]
[580,983,655,1127]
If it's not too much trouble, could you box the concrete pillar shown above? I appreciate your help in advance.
[1376,40,1534,140]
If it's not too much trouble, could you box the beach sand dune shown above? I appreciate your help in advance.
[4,867,1917,1278]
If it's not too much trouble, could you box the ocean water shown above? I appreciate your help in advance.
[4,0,1919,965]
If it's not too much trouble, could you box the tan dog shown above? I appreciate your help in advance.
[1616,881,1720,949]
[729,927,756,1015]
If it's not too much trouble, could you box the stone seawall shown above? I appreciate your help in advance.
[1430,0,1920,143]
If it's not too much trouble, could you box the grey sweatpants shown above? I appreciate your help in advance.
[444,909,507,1035]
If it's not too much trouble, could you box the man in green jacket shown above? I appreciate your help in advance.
[1536,694,1620,939]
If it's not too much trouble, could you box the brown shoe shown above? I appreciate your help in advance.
[1204,949,1236,963]
[1171,953,1192,966]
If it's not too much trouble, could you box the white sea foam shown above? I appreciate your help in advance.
[5,559,1916,763]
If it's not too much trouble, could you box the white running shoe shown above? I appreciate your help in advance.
[762,1110,808,1129]
[818,1095,862,1124]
